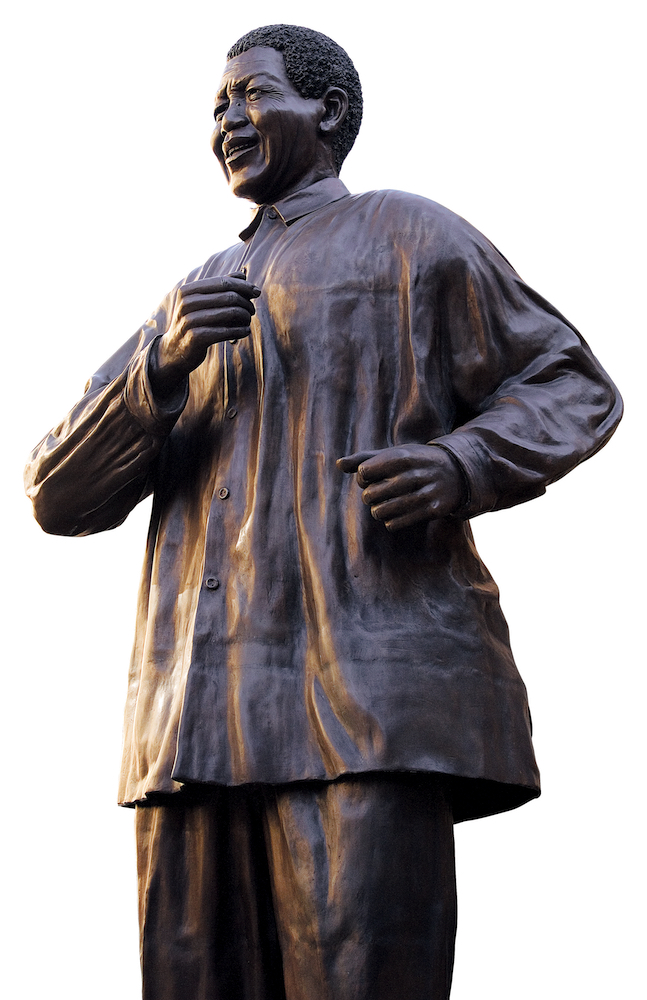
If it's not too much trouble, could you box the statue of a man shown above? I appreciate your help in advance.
[25,23,622,1000]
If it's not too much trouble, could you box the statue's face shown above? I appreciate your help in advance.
[212,46,325,204]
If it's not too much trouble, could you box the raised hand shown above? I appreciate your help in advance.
[337,444,466,531]
[149,271,261,397]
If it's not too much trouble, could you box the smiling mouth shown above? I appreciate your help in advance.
[224,137,258,163]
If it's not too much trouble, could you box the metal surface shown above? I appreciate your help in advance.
[24,23,623,999]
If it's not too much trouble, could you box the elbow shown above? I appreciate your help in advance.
[611,383,624,427]
[26,473,141,536]
[28,490,83,536]
[596,374,624,445]
[25,471,86,536]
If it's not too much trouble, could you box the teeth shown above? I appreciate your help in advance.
[227,140,254,157]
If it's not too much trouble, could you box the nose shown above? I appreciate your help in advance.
[221,97,248,134]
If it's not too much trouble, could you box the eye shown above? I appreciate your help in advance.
[214,103,227,122]
[246,88,262,101]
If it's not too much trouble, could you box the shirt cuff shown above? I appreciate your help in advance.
[123,337,189,436]
[426,434,496,520]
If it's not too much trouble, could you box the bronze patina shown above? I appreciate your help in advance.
[25,24,622,1000]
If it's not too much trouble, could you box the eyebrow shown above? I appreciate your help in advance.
[215,71,284,102]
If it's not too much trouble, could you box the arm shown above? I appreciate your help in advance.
[339,234,622,528]
[25,272,260,536]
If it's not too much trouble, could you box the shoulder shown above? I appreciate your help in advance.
[342,189,467,229]
[340,189,515,272]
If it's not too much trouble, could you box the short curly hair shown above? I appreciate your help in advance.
[227,24,362,172]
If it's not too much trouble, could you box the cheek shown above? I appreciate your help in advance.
[268,117,302,169]
[210,128,223,157]
[253,112,293,160]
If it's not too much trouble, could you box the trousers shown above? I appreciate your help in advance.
[135,772,457,1000]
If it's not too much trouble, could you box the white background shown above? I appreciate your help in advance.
[2,1,644,996]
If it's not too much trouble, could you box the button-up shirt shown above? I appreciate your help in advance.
[25,178,622,820]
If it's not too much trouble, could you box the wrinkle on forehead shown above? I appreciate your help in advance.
[216,47,289,99]
[216,70,285,101]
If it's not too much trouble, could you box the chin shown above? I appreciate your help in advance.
[229,173,265,203]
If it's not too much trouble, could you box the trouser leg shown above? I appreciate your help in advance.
[263,772,457,1000]
[135,786,285,1000]
[135,773,456,1000]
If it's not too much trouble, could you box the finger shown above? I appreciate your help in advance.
[178,307,255,331]
[229,269,261,296]
[179,291,257,317]
[361,470,432,505]
[384,510,430,532]
[336,450,381,474]
[369,485,443,523]
[369,494,422,522]
[187,326,252,344]
[356,451,426,486]
[182,276,261,299]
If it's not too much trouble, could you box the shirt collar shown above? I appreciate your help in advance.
[239,177,350,241]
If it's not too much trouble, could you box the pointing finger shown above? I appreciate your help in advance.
[336,451,380,474]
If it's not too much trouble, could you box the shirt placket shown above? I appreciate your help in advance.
[193,206,285,659]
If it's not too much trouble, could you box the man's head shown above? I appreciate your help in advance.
[212,25,362,205]
[227,25,362,173]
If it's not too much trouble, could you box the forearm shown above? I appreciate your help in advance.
[434,237,623,518]
[25,338,187,535]
[433,340,623,518]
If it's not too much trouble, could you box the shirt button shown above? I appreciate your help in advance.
[205,577,220,590]
[226,407,238,419]
[266,208,278,220]
[218,487,230,500]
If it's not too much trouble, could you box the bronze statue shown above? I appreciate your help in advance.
[25,24,622,1000]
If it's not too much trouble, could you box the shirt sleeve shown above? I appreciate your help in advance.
[24,293,188,536]
[429,229,623,518]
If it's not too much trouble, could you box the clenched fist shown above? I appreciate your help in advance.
[149,270,261,398]
[337,444,466,531]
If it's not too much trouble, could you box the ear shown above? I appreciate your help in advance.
[319,87,349,136]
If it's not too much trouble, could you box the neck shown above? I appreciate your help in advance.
[258,165,338,207]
